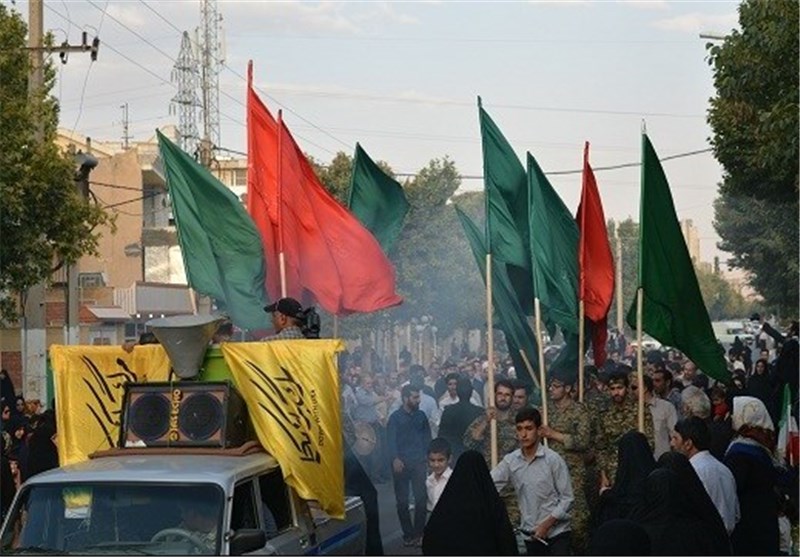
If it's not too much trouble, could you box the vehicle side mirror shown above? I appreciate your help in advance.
[230,529,267,555]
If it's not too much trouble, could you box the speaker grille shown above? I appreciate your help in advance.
[129,394,171,442]
[178,393,224,441]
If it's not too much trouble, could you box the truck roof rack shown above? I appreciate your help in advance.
[89,440,265,459]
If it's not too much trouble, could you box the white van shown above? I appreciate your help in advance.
[712,321,754,347]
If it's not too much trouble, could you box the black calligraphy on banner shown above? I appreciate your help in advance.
[79,356,140,449]
[245,360,322,464]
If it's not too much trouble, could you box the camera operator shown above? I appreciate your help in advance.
[263,298,307,340]
[263,297,321,340]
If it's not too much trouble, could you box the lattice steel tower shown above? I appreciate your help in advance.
[170,31,201,157]
[198,0,223,166]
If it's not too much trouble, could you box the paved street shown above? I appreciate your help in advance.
[376,480,422,556]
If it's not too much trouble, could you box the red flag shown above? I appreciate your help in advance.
[577,142,615,366]
[246,63,403,315]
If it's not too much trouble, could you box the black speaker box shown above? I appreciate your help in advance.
[120,381,248,448]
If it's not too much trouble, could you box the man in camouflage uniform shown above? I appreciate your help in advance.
[539,368,591,555]
[595,367,655,486]
[463,379,520,525]
[581,366,610,531]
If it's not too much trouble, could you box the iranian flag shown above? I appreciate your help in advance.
[777,384,799,466]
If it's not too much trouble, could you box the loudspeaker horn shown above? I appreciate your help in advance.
[146,314,223,379]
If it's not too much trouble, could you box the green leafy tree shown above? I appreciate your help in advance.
[0,5,111,324]
[695,264,752,321]
[706,0,799,316]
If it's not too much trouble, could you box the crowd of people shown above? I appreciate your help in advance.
[340,318,799,555]
[0,368,59,521]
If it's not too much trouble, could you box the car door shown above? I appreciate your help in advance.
[304,497,366,555]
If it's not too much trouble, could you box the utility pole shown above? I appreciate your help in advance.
[120,103,132,150]
[615,225,624,334]
[23,0,101,404]
[22,0,48,405]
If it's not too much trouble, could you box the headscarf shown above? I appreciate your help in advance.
[731,395,774,432]
[0,370,15,407]
[730,395,776,455]
[588,519,651,556]
[656,452,731,555]
[422,450,518,555]
[634,468,711,555]
[26,421,59,479]
[597,430,656,524]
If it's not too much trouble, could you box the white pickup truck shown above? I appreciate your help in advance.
[0,442,366,555]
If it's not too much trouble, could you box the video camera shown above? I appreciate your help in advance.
[300,307,321,339]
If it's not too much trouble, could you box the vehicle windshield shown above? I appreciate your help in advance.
[0,483,224,555]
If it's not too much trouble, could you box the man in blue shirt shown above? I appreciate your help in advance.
[386,384,431,547]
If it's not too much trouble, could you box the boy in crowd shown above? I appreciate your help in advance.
[425,438,453,513]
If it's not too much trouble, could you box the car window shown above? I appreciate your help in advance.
[257,471,293,533]
[232,481,259,531]
[1,483,223,555]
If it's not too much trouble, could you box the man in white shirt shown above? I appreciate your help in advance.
[670,416,740,534]
[639,374,678,459]
[491,407,574,556]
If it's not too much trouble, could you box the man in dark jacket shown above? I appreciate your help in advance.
[438,377,483,463]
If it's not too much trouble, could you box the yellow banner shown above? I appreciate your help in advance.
[221,340,345,518]
[50,345,172,466]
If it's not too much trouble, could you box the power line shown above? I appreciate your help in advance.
[221,63,352,150]
[391,147,713,179]
[138,0,182,34]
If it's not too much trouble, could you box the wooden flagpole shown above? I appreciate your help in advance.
[636,288,645,433]
[486,253,498,468]
[277,110,287,298]
[518,349,540,392]
[534,298,548,447]
[578,301,585,402]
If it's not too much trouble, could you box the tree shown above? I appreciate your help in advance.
[606,218,639,334]
[0,6,111,324]
[706,0,799,317]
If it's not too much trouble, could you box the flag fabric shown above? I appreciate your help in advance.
[455,206,539,387]
[778,385,799,465]
[577,142,615,366]
[220,340,345,518]
[479,101,534,313]
[527,152,580,336]
[247,63,402,315]
[626,134,728,381]
[50,345,172,466]
[348,143,409,253]
[157,131,270,331]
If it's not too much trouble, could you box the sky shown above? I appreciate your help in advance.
[19,0,740,265]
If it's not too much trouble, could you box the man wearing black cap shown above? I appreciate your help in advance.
[263,297,306,341]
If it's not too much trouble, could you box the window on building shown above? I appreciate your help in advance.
[79,273,106,288]
[233,168,247,188]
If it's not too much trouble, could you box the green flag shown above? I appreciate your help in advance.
[626,134,727,381]
[157,130,270,331]
[348,143,409,253]
[479,100,534,312]
[527,152,580,336]
[455,206,539,388]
